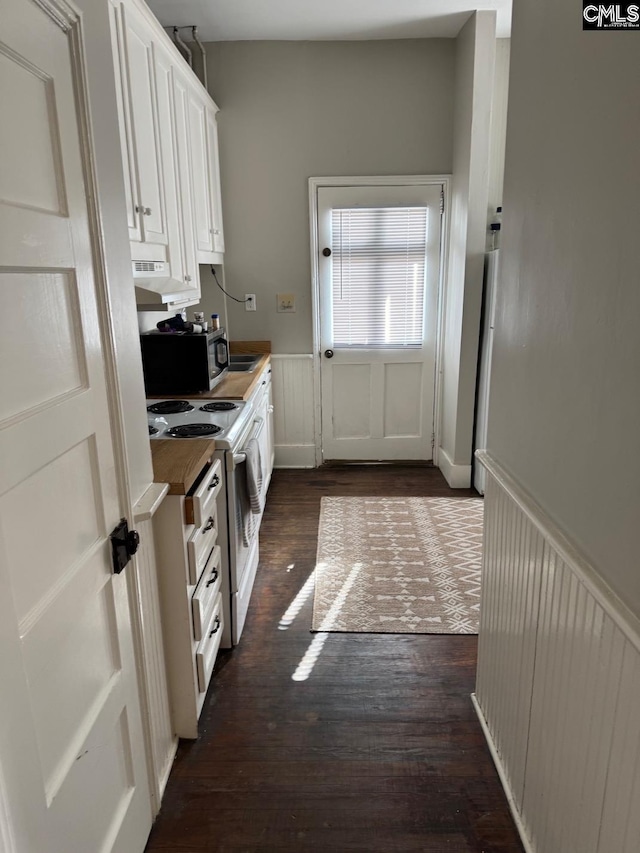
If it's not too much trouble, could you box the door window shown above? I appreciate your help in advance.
[331,206,428,348]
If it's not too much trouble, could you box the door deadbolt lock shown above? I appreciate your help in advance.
[110,518,140,574]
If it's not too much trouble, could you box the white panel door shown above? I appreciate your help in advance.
[318,184,442,461]
[0,2,151,852]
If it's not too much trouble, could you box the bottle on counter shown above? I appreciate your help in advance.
[210,313,220,330]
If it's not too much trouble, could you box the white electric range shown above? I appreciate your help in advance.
[147,397,266,646]
[146,398,250,448]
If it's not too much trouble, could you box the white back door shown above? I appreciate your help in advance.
[317,183,443,461]
[0,1,151,851]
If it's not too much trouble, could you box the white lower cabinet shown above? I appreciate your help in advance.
[152,458,225,739]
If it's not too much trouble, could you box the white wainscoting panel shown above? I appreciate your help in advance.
[474,452,640,853]
[271,354,316,467]
[133,485,177,812]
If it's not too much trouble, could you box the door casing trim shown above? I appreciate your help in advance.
[308,174,452,467]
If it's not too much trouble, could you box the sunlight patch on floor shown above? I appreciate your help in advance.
[291,563,362,681]
[278,567,316,630]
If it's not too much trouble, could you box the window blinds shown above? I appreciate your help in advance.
[331,206,428,348]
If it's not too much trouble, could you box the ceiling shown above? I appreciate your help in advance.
[146,0,513,41]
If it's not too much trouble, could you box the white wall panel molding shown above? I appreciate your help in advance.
[271,354,316,468]
[474,450,640,853]
[476,451,640,647]
[437,446,472,488]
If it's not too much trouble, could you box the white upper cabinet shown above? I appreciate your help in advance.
[206,109,225,255]
[153,43,199,299]
[188,93,225,263]
[117,1,168,249]
[109,0,225,307]
[171,66,201,300]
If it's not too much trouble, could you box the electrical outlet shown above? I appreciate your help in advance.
[245,293,256,312]
[277,293,296,313]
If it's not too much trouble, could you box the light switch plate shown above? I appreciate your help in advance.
[277,293,296,313]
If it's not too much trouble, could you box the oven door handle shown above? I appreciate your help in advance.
[232,417,265,466]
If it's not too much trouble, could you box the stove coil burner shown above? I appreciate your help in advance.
[148,424,159,436]
[147,400,194,415]
[165,424,222,438]
[200,401,238,412]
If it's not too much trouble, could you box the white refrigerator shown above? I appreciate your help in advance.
[474,249,500,494]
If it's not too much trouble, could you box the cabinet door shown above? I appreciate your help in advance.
[121,2,168,247]
[153,42,191,289]
[172,69,201,301]
[109,1,141,242]
[187,92,214,254]
[267,374,275,473]
[205,108,225,253]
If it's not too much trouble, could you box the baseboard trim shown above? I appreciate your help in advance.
[437,447,472,488]
[158,739,178,801]
[274,445,316,468]
[471,693,535,853]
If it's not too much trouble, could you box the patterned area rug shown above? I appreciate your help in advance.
[312,496,484,634]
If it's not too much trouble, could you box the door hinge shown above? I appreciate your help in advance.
[110,518,140,574]
[440,188,445,215]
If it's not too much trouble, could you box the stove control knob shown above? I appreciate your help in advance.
[324,349,334,359]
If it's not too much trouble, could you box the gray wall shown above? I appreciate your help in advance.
[199,39,455,352]
[440,12,496,476]
[487,0,640,614]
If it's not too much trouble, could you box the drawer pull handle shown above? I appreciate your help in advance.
[206,568,219,587]
[203,516,215,533]
[209,616,221,638]
[208,475,220,490]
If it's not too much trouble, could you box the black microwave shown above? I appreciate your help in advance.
[140,327,229,395]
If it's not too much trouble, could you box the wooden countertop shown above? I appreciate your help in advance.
[207,353,270,400]
[151,439,216,495]
[150,353,271,402]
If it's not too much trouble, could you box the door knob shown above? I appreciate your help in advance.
[322,247,331,257]
[324,349,334,358]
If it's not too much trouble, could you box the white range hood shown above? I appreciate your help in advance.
[132,260,199,308]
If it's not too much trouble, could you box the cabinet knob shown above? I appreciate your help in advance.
[185,274,192,283]
[208,475,220,490]
[202,516,215,533]
[209,615,221,638]
[213,229,220,235]
[206,568,219,587]
[143,207,152,216]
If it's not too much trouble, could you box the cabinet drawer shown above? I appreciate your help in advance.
[196,593,223,693]
[185,458,222,527]
[186,503,218,585]
[191,545,222,641]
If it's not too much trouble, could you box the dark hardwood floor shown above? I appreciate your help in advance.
[145,465,524,853]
